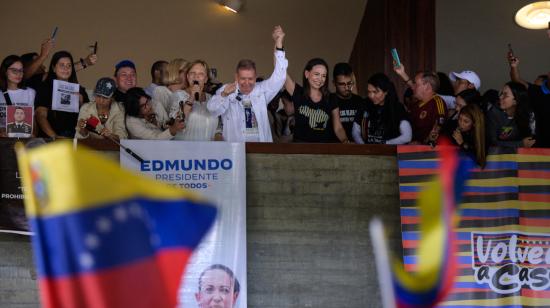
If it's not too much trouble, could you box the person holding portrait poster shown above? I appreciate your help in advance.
[0,55,36,136]
[35,51,89,138]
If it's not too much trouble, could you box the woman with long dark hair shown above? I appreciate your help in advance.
[125,87,185,139]
[486,81,535,148]
[352,73,411,144]
[0,55,37,137]
[441,88,481,136]
[451,103,487,167]
[0,55,36,106]
[283,58,349,143]
[34,50,89,138]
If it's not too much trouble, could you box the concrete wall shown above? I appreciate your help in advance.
[0,0,366,90]
[436,0,550,92]
[0,151,401,308]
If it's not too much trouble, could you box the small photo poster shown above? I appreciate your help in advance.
[52,80,79,113]
[6,105,33,138]
[0,105,6,131]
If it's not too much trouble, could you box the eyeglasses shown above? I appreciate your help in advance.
[139,99,151,109]
[8,68,24,75]
[336,81,355,88]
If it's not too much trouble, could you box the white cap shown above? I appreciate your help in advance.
[449,70,481,90]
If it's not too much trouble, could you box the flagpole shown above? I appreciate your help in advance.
[369,218,397,308]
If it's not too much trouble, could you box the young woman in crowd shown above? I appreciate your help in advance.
[0,55,36,106]
[35,51,89,138]
[169,59,220,141]
[153,58,188,122]
[351,73,411,144]
[486,81,535,148]
[75,77,127,140]
[125,87,185,139]
[442,88,481,135]
[449,103,487,168]
[0,55,37,137]
[283,58,349,143]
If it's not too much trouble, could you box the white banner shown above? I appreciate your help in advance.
[120,140,247,308]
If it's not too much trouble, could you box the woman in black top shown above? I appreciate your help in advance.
[442,89,481,136]
[450,103,487,168]
[352,73,411,144]
[486,82,535,148]
[283,58,349,143]
[35,51,89,138]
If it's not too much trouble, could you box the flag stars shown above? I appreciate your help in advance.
[79,252,94,269]
[114,206,128,222]
[129,203,143,217]
[84,233,100,250]
[96,217,112,233]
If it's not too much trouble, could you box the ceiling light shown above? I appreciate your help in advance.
[515,1,550,29]
[221,0,244,13]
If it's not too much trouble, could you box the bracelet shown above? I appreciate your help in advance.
[80,58,87,69]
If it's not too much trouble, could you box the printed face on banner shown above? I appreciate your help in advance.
[472,232,550,294]
[6,105,33,138]
[195,267,239,308]
[119,141,247,308]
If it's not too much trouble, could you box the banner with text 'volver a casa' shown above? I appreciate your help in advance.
[121,140,246,308]
[397,146,550,307]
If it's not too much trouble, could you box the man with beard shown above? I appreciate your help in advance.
[329,62,364,139]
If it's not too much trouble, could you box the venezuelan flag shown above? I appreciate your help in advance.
[371,141,472,308]
[16,142,217,308]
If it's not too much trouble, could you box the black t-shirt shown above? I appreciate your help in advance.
[354,100,408,144]
[329,93,364,139]
[113,89,128,106]
[24,73,45,91]
[527,83,550,148]
[292,84,337,143]
[35,79,89,138]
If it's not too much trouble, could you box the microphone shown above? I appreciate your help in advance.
[84,116,145,163]
[193,80,200,101]
[85,116,101,133]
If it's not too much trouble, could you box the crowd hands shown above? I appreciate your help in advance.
[1,26,549,167]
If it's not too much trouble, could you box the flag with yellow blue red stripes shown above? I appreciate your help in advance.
[16,141,217,308]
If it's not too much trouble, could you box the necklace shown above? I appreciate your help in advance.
[98,113,109,124]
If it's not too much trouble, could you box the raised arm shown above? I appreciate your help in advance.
[393,62,414,88]
[24,38,54,79]
[507,54,528,89]
[262,26,289,101]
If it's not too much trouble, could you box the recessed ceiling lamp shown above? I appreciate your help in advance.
[515,1,550,29]
[222,0,244,13]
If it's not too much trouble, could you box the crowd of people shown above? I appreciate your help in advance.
[1,25,549,167]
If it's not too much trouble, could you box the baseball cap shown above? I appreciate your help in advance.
[114,59,136,75]
[449,70,481,90]
[94,77,116,98]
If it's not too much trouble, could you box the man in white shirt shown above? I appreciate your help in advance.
[144,60,168,97]
[207,25,288,142]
